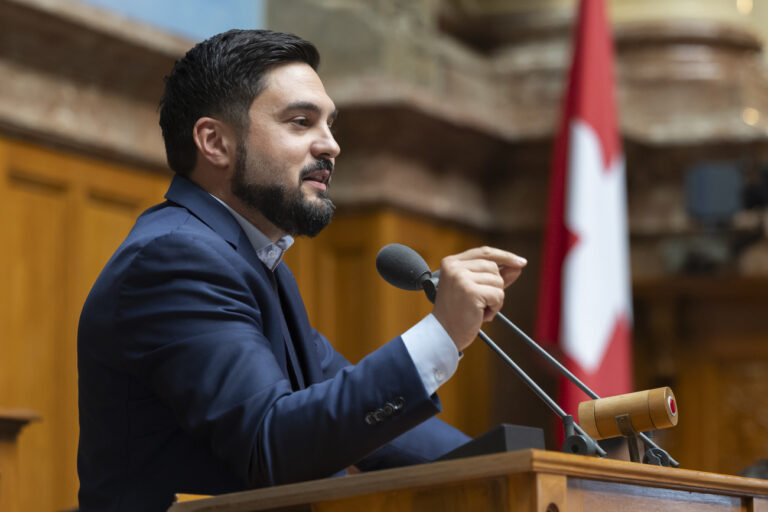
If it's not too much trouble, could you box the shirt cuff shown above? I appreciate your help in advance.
[401,313,460,396]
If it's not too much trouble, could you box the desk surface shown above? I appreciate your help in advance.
[168,449,768,512]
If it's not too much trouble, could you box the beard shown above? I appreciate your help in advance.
[231,141,335,238]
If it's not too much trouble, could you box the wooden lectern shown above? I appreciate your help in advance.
[0,408,40,512]
[168,449,768,511]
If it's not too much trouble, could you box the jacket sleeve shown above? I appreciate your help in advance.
[312,330,471,469]
[116,232,444,487]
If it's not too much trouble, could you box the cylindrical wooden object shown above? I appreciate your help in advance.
[577,387,678,440]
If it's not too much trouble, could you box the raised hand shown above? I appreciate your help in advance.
[432,247,527,352]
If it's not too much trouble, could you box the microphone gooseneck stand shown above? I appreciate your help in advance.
[375,243,678,467]
[494,311,678,467]
[475,330,606,457]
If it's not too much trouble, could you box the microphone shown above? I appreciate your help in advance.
[376,243,606,458]
[376,243,679,467]
[375,243,430,290]
[376,244,439,302]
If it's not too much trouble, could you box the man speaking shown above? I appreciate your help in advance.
[77,29,527,511]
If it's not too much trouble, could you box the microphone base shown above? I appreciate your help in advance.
[436,424,546,462]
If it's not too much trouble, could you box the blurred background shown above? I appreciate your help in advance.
[2,0,768,509]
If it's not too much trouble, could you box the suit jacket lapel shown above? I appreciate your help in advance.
[236,231,293,379]
[275,264,323,385]
[164,175,294,381]
[165,175,242,248]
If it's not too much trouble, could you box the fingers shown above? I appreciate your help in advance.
[451,246,527,269]
[500,265,523,287]
[450,258,500,274]
[474,272,504,288]
[443,249,526,289]
[447,259,504,287]
[477,284,505,322]
[432,245,526,352]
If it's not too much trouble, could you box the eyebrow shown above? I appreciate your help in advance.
[282,101,338,122]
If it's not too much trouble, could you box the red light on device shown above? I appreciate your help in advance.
[668,396,677,415]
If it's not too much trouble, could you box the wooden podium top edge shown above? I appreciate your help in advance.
[169,449,768,511]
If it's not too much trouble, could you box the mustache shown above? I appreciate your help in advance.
[299,159,334,180]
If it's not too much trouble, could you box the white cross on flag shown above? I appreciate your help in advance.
[535,0,633,422]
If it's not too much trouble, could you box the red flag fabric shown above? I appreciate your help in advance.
[535,0,633,428]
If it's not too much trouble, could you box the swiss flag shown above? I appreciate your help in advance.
[535,0,633,427]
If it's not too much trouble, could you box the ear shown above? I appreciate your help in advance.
[191,117,236,170]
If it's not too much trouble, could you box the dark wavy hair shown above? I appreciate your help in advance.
[159,29,319,176]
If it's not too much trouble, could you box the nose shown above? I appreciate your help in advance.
[312,125,340,160]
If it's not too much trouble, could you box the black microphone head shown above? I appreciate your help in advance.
[376,243,431,291]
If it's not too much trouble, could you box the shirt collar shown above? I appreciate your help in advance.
[209,194,294,271]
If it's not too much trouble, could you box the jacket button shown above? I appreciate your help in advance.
[391,396,405,410]
[382,403,394,416]
[365,412,377,425]
[373,409,386,422]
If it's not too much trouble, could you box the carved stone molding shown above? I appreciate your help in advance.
[617,19,768,144]
[3,0,768,239]
[0,0,188,169]
[269,0,768,237]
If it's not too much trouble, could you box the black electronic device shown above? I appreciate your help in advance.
[437,424,546,462]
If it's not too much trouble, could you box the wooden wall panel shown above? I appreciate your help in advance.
[2,168,69,510]
[671,336,768,476]
[0,137,169,511]
[634,280,768,476]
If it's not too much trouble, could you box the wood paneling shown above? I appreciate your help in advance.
[634,278,768,476]
[0,137,169,511]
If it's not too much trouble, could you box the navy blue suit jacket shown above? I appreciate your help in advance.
[77,175,469,511]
